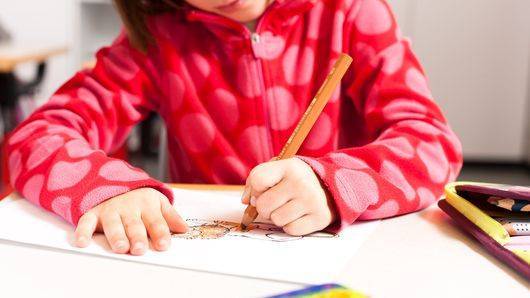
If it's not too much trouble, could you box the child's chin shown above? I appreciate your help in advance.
[219,5,267,23]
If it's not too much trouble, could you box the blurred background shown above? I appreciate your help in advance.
[0,0,529,195]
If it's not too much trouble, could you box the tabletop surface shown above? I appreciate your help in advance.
[0,41,67,72]
[0,186,528,298]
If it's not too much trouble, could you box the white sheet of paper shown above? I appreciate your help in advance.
[0,188,379,284]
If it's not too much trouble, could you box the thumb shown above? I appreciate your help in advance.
[245,160,287,202]
[161,200,188,233]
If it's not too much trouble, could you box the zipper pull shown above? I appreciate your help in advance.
[250,32,262,58]
[251,33,261,45]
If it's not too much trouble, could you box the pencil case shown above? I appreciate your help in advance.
[438,182,530,281]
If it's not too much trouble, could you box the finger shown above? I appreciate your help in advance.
[283,215,320,236]
[74,212,98,248]
[142,208,171,251]
[241,184,251,204]
[269,199,308,228]
[161,199,188,234]
[246,160,288,199]
[101,212,130,254]
[239,158,276,204]
[254,180,294,219]
[122,215,149,256]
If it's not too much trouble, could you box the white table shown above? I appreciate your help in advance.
[0,204,528,297]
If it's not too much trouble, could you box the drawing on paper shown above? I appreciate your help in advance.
[172,219,337,242]
[173,220,237,240]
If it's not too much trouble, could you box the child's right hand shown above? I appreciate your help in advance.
[73,188,188,255]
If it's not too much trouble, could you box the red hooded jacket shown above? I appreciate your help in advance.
[6,0,463,229]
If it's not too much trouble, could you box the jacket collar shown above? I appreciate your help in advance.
[183,0,317,34]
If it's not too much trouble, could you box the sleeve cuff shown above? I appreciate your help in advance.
[70,178,174,225]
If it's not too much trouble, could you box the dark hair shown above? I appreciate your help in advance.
[113,0,181,51]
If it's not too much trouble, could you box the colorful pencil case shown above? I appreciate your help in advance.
[267,284,366,298]
[439,182,530,280]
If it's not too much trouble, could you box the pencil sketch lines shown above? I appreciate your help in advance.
[172,219,337,242]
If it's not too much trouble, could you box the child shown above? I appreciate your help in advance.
[6,0,463,256]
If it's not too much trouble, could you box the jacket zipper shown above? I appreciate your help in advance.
[186,2,281,161]
[249,32,275,161]
[246,1,281,161]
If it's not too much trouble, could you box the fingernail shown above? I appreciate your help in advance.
[77,236,88,247]
[132,242,146,254]
[241,186,250,203]
[115,241,127,251]
[250,196,257,207]
[158,239,169,250]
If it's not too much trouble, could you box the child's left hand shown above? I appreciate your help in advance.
[242,158,335,236]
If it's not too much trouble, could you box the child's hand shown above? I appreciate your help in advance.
[74,188,188,255]
[242,158,335,236]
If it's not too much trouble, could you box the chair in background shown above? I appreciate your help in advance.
[0,19,67,197]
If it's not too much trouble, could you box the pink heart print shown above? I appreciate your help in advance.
[98,160,150,182]
[252,31,286,60]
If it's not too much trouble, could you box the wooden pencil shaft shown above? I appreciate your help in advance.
[277,54,353,159]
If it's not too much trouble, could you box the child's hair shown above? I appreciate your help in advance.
[113,0,181,51]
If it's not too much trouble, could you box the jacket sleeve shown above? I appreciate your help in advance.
[6,32,174,225]
[298,0,463,230]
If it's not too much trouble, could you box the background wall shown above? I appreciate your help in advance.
[0,0,75,102]
[400,0,530,161]
[1,0,529,162]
